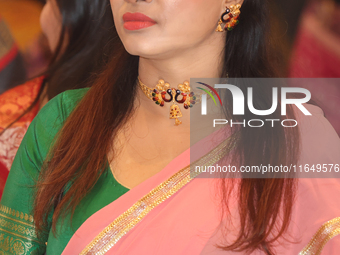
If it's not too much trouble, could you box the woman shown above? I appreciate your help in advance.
[290,0,340,136]
[0,0,114,195]
[1,0,340,254]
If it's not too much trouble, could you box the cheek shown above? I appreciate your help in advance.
[155,1,219,52]
[40,2,62,52]
[109,0,121,19]
[109,0,121,32]
[163,0,221,36]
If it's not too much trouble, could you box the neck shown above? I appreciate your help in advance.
[136,35,225,129]
[138,42,225,86]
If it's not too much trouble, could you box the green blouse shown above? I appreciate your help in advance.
[0,88,129,255]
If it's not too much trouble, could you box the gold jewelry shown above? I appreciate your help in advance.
[216,4,241,32]
[216,19,224,32]
[138,77,197,126]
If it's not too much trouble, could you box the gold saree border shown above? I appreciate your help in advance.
[299,217,340,255]
[0,205,34,225]
[80,137,233,255]
[0,205,45,254]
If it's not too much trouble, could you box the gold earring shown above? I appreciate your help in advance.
[216,4,241,32]
[216,19,224,32]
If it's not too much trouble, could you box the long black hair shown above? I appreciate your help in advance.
[44,0,114,98]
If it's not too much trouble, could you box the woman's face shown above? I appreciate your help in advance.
[110,0,231,59]
[40,0,63,52]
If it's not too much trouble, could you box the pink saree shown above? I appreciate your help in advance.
[62,105,340,255]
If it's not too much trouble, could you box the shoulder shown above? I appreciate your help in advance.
[33,87,89,140]
[295,103,338,138]
[294,104,340,165]
[59,87,89,103]
[295,103,337,138]
[47,87,90,121]
[19,88,90,164]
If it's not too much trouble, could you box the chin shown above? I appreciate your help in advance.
[122,40,163,58]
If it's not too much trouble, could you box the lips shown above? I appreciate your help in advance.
[123,12,156,30]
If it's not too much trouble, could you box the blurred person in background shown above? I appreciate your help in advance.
[290,0,340,136]
[270,0,340,136]
[0,16,26,93]
[0,0,48,88]
[0,0,115,197]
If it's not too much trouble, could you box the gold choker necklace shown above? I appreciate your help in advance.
[138,77,197,126]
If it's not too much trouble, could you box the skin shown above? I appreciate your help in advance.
[39,0,62,109]
[109,0,243,189]
[39,0,69,109]
[40,0,63,52]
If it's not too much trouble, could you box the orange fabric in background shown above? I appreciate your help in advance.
[0,76,42,132]
[0,0,43,51]
[0,76,43,197]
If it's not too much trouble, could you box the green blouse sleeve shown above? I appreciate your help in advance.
[0,89,87,255]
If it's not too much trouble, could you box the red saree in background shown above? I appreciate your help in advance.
[0,76,43,197]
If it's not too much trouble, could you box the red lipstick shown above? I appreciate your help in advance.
[123,12,156,30]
